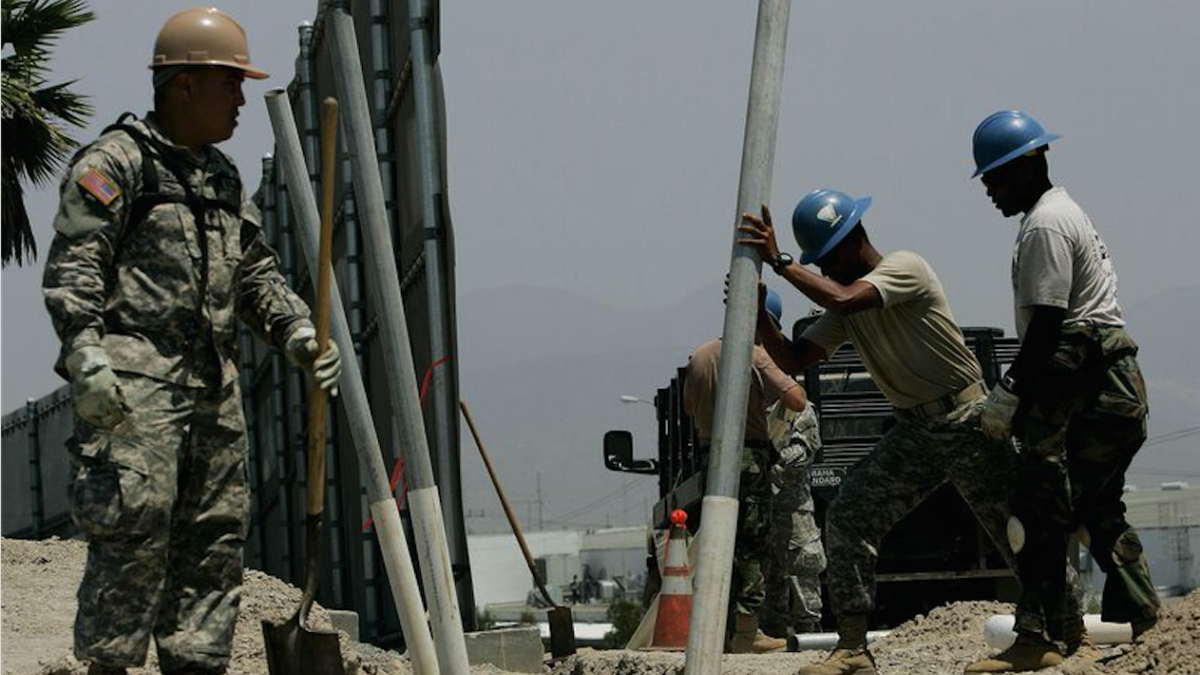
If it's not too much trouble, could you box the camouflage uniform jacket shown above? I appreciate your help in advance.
[43,114,310,387]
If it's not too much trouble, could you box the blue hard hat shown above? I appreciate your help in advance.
[791,189,872,264]
[764,287,783,327]
[971,110,1061,178]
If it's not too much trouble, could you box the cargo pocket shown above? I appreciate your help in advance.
[1094,356,1148,420]
[1050,340,1090,375]
[68,432,154,540]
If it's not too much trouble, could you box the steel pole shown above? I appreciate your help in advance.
[265,90,439,675]
[325,11,472,675]
[405,0,475,628]
[683,2,791,674]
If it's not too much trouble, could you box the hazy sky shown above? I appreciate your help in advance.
[4,2,1198,451]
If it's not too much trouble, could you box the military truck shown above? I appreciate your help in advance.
[602,324,1023,627]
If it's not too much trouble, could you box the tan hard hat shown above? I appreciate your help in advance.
[150,7,268,79]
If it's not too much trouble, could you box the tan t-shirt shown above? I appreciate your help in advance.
[684,338,797,443]
[801,250,983,410]
[1012,187,1125,340]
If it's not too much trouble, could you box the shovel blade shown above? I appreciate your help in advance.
[547,606,577,658]
[262,615,346,675]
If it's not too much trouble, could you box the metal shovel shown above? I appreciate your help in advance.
[262,97,346,675]
[460,400,577,658]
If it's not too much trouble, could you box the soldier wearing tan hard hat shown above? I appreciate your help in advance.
[151,6,268,84]
[44,7,340,675]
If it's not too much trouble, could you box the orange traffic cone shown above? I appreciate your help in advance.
[650,509,692,650]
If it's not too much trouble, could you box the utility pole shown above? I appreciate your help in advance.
[684,2,791,674]
[536,472,545,531]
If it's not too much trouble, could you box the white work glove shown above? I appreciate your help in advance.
[284,325,342,395]
[980,382,1020,441]
[65,345,127,429]
[769,402,820,469]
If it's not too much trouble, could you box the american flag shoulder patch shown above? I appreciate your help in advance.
[77,168,121,206]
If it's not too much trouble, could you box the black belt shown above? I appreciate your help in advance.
[896,381,986,421]
[698,439,773,451]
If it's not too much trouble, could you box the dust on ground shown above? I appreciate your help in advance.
[2,537,480,675]
[547,594,1200,675]
[5,537,1199,675]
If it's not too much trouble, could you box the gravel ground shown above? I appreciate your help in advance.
[4,537,1198,675]
[547,595,1200,675]
[2,537,431,674]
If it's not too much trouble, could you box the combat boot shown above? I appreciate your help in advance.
[1131,613,1157,640]
[727,613,786,653]
[964,632,1064,672]
[1062,622,1101,661]
[796,615,877,675]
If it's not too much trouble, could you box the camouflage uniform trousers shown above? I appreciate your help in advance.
[824,397,1082,637]
[728,443,774,619]
[69,371,249,672]
[760,462,826,636]
[1013,326,1159,633]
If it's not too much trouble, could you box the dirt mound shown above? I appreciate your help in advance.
[548,593,1200,675]
[1,537,507,675]
[546,651,821,675]
[1091,589,1200,675]
[8,536,1199,675]
[871,600,1015,675]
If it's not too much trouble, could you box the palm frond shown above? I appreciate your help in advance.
[3,0,96,63]
[1,0,94,267]
[2,153,37,265]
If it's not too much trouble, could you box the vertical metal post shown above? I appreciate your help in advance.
[365,0,397,638]
[266,88,439,675]
[405,0,475,627]
[26,398,43,538]
[326,9,471,674]
[268,149,295,578]
[684,2,791,673]
[244,154,276,570]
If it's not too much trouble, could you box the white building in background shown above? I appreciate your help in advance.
[1079,484,1200,595]
[468,526,649,611]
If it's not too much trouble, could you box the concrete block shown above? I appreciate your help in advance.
[326,609,360,643]
[465,625,545,673]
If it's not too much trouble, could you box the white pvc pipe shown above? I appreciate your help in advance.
[325,10,472,675]
[409,488,472,675]
[790,630,890,652]
[684,497,739,675]
[983,614,1134,650]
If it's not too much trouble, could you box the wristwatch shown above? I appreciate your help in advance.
[1000,373,1017,393]
[769,251,794,273]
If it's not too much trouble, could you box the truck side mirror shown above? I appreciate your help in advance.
[603,430,658,474]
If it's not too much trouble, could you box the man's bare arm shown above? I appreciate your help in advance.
[756,308,827,376]
[775,262,882,314]
[777,381,808,412]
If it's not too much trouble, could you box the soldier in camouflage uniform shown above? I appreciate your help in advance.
[967,111,1158,673]
[683,288,808,654]
[759,399,826,638]
[739,190,1081,675]
[42,9,341,675]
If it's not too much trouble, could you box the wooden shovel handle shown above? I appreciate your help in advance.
[460,400,560,608]
[306,97,338,516]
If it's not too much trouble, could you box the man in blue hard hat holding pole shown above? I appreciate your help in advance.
[965,110,1159,671]
[738,190,1078,674]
